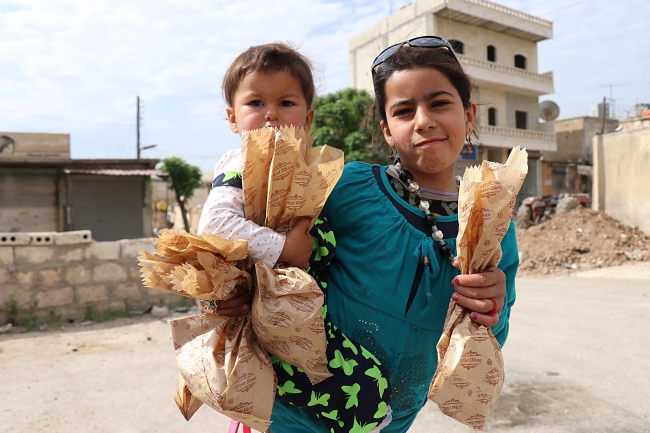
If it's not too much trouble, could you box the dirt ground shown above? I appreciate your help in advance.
[516,206,650,276]
[2,262,650,433]
[3,208,650,432]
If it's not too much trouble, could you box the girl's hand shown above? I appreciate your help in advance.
[451,261,506,327]
[278,218,313,269]
[198,289,253,317]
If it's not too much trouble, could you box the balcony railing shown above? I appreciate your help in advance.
[459,56,553,85]
[461,0,552,28]
[479,125,555,141]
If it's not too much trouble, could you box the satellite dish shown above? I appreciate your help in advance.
[539,100,560,121]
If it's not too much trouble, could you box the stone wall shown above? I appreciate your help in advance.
[0,230,185,324]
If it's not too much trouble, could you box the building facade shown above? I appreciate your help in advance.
[349,0,557,198]
[541,116,619,198]
[0,132,161,241]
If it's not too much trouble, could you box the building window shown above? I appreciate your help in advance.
[515,111,527,129]
[448,39,464,55]
[514,54,527,69]
[488,107,497,126]
[487,45,496,62]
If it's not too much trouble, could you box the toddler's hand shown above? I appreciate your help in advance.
[198,289,253,317]
[278,218,313,269]
[451,261,506,328]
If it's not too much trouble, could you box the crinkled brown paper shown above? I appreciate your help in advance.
[428,147,528,431]
[140,231,275,431]
[139,127,343,430]
[242,126,343,386]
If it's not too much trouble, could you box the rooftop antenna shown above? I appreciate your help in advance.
[600,83,625,118]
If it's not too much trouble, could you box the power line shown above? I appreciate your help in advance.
[0,107,130,126]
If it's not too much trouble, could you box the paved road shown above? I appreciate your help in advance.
[2,263,649,433]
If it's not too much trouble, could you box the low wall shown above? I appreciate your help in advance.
[0,231,185,325]
[593,128,650,234]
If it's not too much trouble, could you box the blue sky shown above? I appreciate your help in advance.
[1,0,648,173]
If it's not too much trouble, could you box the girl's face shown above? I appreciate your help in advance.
[380,67,476,191]
[227,69,314,134]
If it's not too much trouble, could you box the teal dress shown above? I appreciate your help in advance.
[270,162,519,433]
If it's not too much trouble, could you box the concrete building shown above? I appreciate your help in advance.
[0,132,161,241]
[349,0,556,199]
[592,116,650,234]
[541,116,619,197]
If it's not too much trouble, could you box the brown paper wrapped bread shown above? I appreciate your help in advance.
[139,231,275,431]
[428,147,528,430]
[241,126,344,385]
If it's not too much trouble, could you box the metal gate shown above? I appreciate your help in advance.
[67,174,143,241]
[0,168,58,232]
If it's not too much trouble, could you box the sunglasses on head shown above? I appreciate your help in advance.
[370,36,461,76]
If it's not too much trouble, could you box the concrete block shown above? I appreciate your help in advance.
[85,241,120,260]
[120,238,155,258]
[77,284,108,304]
[151,305,169,317]
[16,271,34,287]
[0,247,13,265]
[55,230,92,245]
[28,232,55,245]
[0,233,30,246]
[93,263,127,282]
[35,287,73,308]
[59,246,85,263]
[15,246,54,265]
[0,268,9,285]
[65,265,92,285]
[52,306,84,322]
[105,300,127,312]
[115,282,141,300]
[129,266,142,280]
[39,269,62,286]
[0,287,33,309]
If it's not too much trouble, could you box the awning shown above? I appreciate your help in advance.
[63,168,168,176]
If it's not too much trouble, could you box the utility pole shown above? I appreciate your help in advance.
[600,96,606,135]
[136,95,141,159]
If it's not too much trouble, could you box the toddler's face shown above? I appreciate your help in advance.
[227,69,314,134]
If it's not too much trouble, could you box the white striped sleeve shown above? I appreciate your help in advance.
[197,150,285,267]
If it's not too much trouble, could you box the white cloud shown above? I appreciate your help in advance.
[0,0,648,171]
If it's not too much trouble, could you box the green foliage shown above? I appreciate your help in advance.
[46,313,63,330]
[158,157,203,201]
[4,296,17,324]
[23,314,40,332]
[312,88,389,164]
[84,305,129,323]
[24,313,63,332]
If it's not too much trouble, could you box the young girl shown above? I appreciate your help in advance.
[268,36,519,433]
[197,42,391,433]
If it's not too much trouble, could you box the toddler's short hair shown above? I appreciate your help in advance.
[222,42,315,108]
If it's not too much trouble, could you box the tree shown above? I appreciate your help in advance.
[312,88,390,164]
[158,157,203,233]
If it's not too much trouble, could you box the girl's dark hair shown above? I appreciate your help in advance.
[222,42,315,108]
[366,45,473,146]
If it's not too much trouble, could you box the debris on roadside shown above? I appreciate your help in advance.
[516,206,650,275]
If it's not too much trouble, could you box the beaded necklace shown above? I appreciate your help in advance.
[393,158,458,264]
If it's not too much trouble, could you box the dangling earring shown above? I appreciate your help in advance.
[466,134,473,151]
[389,147,397,162]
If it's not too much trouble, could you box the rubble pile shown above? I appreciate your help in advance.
[516,206,650,275]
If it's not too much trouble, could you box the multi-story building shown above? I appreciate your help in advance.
[541,116,618,198]
[349,0,557,198]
